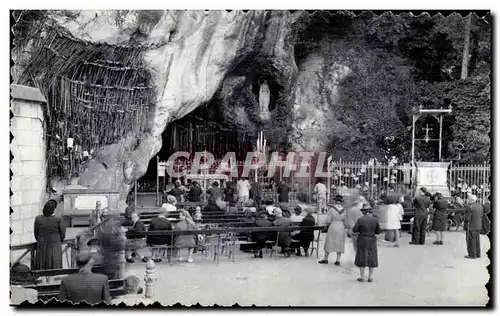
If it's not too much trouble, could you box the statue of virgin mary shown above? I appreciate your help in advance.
[259,79,270,113]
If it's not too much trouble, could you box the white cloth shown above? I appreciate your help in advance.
[290,215,304,223]
[10,285,38,305]
[237,180,251,201]
[386,204,404,230]
[161,203,177,214]
[266,205,275,215]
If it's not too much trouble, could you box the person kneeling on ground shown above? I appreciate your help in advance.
[353,202,381,283]
[295,208,315,256]
[125,211,147,263]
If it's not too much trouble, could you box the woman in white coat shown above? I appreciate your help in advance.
[386,196,405,247]
[319,195,347,266]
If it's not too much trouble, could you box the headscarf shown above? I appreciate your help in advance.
[42,200,57,216]
[167,195,177,205]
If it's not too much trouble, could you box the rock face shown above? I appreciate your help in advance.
[291,53,354,152]
[23,10,301,199]
[13,10,416,199]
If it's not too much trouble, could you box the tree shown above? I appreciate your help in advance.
[461,14,472,79]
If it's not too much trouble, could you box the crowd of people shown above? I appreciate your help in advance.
[162,177,295,211]
[10,180,491,304]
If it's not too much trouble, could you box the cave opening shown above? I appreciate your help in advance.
[139,100,259,188]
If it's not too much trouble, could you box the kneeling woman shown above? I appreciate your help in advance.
[352,202,381,282]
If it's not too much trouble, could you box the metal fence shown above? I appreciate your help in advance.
[134,158,491,205]
[448,162,491,205]
[328,160,415,202]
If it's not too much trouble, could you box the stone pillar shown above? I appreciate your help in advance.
[144,259,157,299]
[10,84,47,264]
[117,227,127,279]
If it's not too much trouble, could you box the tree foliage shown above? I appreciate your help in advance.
[293,12,491,163]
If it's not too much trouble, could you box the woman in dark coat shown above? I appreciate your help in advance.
[431,193,449,245]
[34,200,66,270]
[252,212,272,258]
[352,202,380,283]
[295,209,316,256]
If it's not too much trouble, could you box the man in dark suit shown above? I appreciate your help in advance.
[295,208,316,256]
[273,208,293,257]
[411,187,430,245]
[59,252,110,304]
[147,212,173,262]
[277,181,290,203]
[250,180,263,208]
[125,211,147,263]
[189,181,203,202]
[464,195,483,259]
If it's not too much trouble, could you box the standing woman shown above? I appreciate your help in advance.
[353,202,381,282]
[432,193,449,245]
[319,195,346,266]
[386,196,404,247]
[175,209,197,263]
[89,201,102,228]
[34,200,66,270]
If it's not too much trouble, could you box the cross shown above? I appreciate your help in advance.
[423,124,432,143]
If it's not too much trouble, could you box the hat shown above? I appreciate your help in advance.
[468,194,478,202]
[334,195,344,203]
[420,187,428,193]
[244,199,254,207]
[123,275,141,294]
[360,202,372,211]
[167,195,177,204]
[10,263,37,284]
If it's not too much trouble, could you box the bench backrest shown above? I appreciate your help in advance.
[26,279,124,301]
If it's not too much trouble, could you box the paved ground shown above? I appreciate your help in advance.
[124,229,490,306]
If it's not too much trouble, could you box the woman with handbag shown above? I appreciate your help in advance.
[319,195,347,266]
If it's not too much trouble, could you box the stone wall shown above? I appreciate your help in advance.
[10,85,47,262]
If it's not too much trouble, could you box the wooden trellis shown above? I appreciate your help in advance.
[18,24,155,181]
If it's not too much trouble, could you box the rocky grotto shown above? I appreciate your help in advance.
[11,10,491,200]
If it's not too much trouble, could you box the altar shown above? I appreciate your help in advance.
[414,162,451,197]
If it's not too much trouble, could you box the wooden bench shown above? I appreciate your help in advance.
[130,225,326,264]
[25,279,124,301]
[25,267,124,301]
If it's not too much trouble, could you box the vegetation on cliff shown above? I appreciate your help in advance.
[292,11,490,163]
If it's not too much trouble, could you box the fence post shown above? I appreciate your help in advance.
[144,259,157,298]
